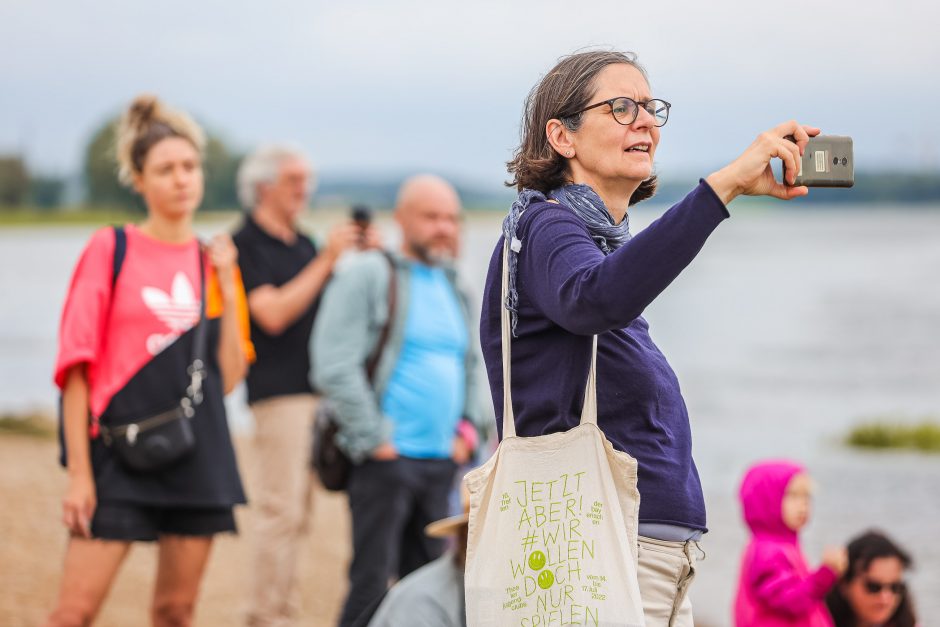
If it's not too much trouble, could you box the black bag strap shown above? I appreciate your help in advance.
[185,248,209,410]
[364,251,397,384]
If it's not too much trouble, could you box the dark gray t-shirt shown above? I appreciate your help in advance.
[233,216,319,403]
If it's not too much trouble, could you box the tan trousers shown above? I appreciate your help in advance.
[246,394,319,627]
[637,536,700,627]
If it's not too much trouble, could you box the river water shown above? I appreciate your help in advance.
[2,204,939,623]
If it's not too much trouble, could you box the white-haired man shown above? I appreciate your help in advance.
[233,146,376,627]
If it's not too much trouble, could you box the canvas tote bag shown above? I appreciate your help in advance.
[463,240,646,627]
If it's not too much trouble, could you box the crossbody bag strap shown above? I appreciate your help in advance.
[364,250,397,384]
[183,247,209,413]
[499,238,599,438]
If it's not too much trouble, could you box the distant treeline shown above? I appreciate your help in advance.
[312,172,940,211]
[0,113,242,212]
[794,172,940,204]
[649,173,940,208]
[315,177,517,211]
[3,163,939,214]
[0,106,937,213]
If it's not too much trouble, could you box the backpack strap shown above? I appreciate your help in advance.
[111,225,126,289]
[89,225,127,439]
[364,251,397,383]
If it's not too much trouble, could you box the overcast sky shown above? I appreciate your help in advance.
[2,0,939,190]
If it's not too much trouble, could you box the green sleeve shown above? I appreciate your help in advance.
[311,253,393,462]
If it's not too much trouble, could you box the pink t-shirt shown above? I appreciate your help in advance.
[54,225,253,418]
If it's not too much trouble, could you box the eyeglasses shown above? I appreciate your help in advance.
[863,579,905,595]
[565,97,671,127]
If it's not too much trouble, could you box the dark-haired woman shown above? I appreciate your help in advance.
[480,50,819,625]
[46,95,253,627]
[826,531,918,627]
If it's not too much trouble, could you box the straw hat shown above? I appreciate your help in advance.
[425,484,470,538]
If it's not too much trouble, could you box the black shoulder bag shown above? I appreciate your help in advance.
[99,245,208,473]
[312,252,397,491]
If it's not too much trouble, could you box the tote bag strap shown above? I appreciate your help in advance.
[500,238,598,439]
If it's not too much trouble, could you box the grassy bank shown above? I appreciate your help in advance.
[0,412,55,439]
[0,207,141,226]
[847,418,940,452]
[0,207,248,227]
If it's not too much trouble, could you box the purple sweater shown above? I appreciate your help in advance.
[480,181,729,530]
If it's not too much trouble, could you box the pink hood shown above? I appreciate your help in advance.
[739,459,803,541]
[734,460,836,627]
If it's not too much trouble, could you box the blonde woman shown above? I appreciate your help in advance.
[47,95,253,627]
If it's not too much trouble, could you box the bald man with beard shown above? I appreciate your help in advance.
[312,175,485,627]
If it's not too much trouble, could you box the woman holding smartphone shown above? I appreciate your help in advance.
[47,95,253,627]
[480,49,818,625]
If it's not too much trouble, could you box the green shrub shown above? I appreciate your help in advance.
[847,418,940,452]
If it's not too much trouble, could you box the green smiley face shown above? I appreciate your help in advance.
[528,551,546,571]
[537,569,555,590]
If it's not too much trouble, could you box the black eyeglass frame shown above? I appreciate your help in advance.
[564,97,672,127]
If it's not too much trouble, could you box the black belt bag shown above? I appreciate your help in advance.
[99,251,208,473]
[100,360,206,472]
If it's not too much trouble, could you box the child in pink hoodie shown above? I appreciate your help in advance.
[735,460,848,627]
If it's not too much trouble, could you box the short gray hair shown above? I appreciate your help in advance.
[236,144,313,209]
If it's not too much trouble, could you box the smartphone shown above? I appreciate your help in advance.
[350,204,372,228]
[785,135,854,188]
[350,204,372,247]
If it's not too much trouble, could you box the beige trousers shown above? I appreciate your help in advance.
[637,536,700,627]
[246,394,319,627]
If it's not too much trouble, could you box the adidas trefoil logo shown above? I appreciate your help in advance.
[142,272,201,355]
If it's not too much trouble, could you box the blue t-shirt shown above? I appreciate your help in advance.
[382,264,468,458]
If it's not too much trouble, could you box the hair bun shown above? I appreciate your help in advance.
[126,94,161,130]
[115,93,205,187]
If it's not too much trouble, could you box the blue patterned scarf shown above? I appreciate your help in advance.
[501,184,632,335]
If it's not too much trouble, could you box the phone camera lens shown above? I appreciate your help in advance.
[841,157,848,166]
[833,157,839,165]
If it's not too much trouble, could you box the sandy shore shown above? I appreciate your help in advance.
[0,433,352,626]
